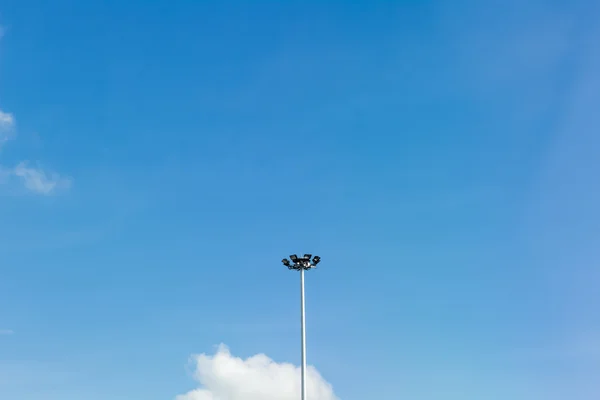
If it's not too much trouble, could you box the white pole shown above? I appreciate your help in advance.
[300,267,307,400]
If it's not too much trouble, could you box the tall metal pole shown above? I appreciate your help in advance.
[300,267,307,400]
[281,254,320,400]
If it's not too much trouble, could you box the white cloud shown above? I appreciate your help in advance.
[0,107,71,195]
[0,110,14,128]
[0,109,15,148]
[176,344,339,400]
[12,162,71,195]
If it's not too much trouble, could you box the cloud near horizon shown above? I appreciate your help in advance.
[176,344,339,400]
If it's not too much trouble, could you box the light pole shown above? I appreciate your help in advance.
[282,254,321,400]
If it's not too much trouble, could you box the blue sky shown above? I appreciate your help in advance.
[1,1,599,399]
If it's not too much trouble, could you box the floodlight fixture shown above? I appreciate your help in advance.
[283,254,321,271]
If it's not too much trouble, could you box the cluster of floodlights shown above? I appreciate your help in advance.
[282,254,321,270]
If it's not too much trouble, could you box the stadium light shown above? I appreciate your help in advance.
[281,253,321,400]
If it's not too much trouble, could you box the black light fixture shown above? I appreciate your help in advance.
[282,253,320,270]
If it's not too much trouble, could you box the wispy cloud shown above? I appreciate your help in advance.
[12,161,72,195]
[0,329,13,335]
[0,110,14,128]
[0,109,15,149]
[0,108,71,195]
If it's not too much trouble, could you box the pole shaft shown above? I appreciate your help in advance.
[300,267,307,400]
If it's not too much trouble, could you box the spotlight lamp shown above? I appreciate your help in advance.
[284,254,321,270]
